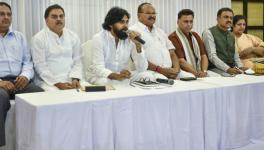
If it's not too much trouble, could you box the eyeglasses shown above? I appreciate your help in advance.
[138,12,157,16]
[0,12,12,17]
[222,15,233,20]
[50,14,65,20]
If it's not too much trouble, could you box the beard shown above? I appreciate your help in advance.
[113,26,128,40]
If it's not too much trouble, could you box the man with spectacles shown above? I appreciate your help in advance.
[130,3,193,80]
[31,4,83,90]
[0,2,43,147]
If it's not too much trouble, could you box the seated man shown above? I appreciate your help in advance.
[232,15,264,68]
[87,7,148,85]
[130,3,192,79]
[0,2,43,147]
[169,9,218,77]
[31,4,83,91]
[202,7,247,76]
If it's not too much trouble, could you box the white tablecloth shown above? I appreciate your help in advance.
[15,75,264,150]
[0,101,16,150]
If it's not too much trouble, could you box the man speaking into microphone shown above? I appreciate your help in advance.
[130,3,194,81]
[87,7,148,85]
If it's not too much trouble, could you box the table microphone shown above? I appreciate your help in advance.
[156,78,174,85]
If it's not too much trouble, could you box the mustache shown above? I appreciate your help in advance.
[226,21,231,24]
[2,19,10,22]
[148,17,155,20]
[121,27,128,32]
[56,21,63,25]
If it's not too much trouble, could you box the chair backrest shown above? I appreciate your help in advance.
[81,40,93,80]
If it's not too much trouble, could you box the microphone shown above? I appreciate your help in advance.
[126,30,145,44]
[134,36,145,44]
[156,78,174,85]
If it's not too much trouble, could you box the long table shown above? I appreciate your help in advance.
[15,75,264,150]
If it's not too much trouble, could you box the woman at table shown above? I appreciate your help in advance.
[232,15,264,68]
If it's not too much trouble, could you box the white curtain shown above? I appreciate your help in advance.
[2,0,231,43]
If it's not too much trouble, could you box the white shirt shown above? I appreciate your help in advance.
[89,30,148,78]
[31,27,83,86]
[0,30,34,80]
[130,22,175,68]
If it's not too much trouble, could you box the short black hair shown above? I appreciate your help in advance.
[233,15,246,26]
[102,7,130,31]
[44,4,65,19]
[137,2,152,13]
[0,2,12,12]
[217,7,233,17]
[178,9,194,19]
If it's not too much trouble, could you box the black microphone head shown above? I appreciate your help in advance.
[135,36,145,44]
[167,79,174,85]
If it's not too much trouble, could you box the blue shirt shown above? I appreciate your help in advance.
[0,30,34,80]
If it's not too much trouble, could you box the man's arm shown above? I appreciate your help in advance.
[234,50,243,68]
[178,58,198,76]
[0,80,15,93]
[200,54,208,72]
[169,49,180,72]
[20,33,34,81]
[130,38,148,72]
[16,33,33,90]
[147,50,180,79]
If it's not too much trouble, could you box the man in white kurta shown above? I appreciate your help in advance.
[87,7,148,85]
[31,4,82,91]
[130,3,194,79]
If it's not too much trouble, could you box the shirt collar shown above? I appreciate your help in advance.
[1,29,15,37]
[137,21,156,33]
[105,30,115,40]
[45,26,65,39]
[216,25,229,35]
[177,27,192,38]
[7,28,14,35]
[104,29,131,44]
